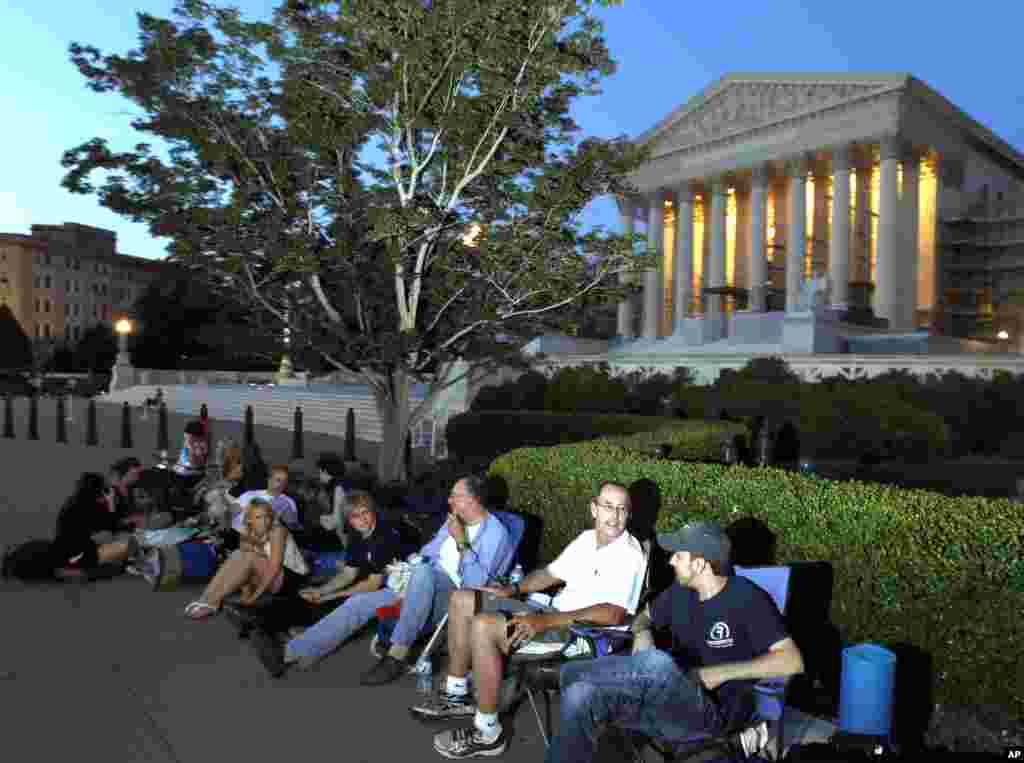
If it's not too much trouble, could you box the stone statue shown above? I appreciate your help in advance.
[797,273,830,311]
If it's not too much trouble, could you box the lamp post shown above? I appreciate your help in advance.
[110,318,135,391]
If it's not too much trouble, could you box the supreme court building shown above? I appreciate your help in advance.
[595,73,1024,374]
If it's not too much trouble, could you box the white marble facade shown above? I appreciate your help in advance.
[613,73,1024,354]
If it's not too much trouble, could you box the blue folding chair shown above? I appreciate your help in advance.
[636,564,794,762]
[372,510,527,658]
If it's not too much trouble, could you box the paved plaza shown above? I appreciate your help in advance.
[0,404,554,763]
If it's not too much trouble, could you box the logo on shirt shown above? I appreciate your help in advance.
[707,621,733,649]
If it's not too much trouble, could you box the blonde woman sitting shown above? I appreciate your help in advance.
[184,497,309,620]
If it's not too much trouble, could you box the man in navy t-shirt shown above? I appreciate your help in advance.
[546,521,803,763]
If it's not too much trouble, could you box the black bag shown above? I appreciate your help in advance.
[1,539,58,581]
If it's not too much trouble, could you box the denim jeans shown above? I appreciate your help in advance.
[389,563,456,648]
[284,563,456,663]
[285,588,399,664]
[544,649,725,763]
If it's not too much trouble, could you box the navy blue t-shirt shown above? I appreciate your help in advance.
[346,521,410,578]
[650,575,788,718]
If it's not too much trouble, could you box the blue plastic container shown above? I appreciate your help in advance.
[838,642,897,737]
[307,550,347,580]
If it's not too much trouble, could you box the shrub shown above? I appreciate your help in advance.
[471,370,548,412]
[446,411,741,465]
[543,365,628,413]
[488,442,1024,716]
[797,384,949,462]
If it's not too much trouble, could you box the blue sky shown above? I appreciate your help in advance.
[2,0,1023,261]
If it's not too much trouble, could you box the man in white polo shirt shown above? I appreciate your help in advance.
[411,481,646,760]
[231,464,300,532]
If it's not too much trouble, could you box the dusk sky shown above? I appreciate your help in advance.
[2,0,1023,261]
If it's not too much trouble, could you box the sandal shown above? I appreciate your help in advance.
[184,601,219,619]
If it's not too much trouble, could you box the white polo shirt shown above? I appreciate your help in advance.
[546,529,646,615]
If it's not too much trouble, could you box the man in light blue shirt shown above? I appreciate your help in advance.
[250,475,510,684]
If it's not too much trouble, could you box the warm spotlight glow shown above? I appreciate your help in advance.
[115,319,133,335]
[998,330,1010,340]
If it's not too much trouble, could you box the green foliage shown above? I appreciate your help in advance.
[0,306,33,370]
[543,365,629,412]
[72,324,118,372]
[60,0,650,481]
[797,384,949,462]
[447,410,743,464]
[471,370,549,411]
[489,440,1024,716]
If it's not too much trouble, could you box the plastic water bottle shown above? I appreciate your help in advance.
[509,564,524,587]
[414,656,433,695]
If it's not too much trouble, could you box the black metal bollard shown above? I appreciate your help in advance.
[157,402,169,454]
[756,427,773,467]
[56,395,67,443]
[3,394,14,439]
[404,430,413,482]
[344,408,356,462]
[27,394,39,440]
[291,406,304,461]
[121,401,133,449]
[85,399,98,446]
[244,405,254,447]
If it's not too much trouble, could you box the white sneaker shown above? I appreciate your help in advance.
[737,721,768,758]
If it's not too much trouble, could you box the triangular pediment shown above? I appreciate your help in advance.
[641,74,909,155]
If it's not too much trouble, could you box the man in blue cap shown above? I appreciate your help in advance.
[544,520,804,762]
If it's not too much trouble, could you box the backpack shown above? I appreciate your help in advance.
[1,539,58,581]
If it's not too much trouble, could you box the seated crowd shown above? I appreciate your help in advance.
[25,418,806,762]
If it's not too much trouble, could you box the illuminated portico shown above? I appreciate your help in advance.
[613,73,1024,354]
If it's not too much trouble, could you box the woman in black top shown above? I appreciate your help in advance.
[52,472,137,570]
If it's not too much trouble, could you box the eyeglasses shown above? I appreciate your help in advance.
[593,499,629,515]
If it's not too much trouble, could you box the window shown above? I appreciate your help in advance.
[35,324,40,338]
[44,275,52,289]
[66,280,71,292]
[35,298,40,312]
[34,277,40,288]
[44,299,50,313]
[44,324,51,339]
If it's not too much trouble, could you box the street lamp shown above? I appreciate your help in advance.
[110,318,135,392]
[115,318,133,361]
[997,329,1010,341]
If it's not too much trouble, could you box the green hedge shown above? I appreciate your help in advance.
[489,441,1024,716]
[446,411,745,464]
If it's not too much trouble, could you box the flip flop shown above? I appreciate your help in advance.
[184,601,219,619]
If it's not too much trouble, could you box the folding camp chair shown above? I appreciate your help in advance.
[509,538,655,747]
[371,510,527,662]
[629,564,795,762]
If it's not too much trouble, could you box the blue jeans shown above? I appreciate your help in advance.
[285,563,455,663]
[544,649,725,763]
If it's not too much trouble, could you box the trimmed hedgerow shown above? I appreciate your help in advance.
[446,411,745,464]
[489,441,1024,716]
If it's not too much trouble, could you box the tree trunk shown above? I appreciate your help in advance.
[373,368,412,484]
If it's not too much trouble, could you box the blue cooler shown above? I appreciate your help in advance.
[838,642,897,738]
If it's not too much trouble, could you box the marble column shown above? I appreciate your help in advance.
[748,166,768,311]
[829,146,851,307]
[876,137,902,326]
[616,199,635,339]
[853,161,871,287]
[897,154,920,331]
[643,196,663,340]
[673,185,694,334]
[706,180,728,339]
[786,158,808,312]
[813,169,830,275]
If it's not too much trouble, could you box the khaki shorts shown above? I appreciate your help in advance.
[477,592,570,656]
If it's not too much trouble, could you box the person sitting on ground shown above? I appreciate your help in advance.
[184,497,310,620]
[412,480,647,761]
[296,490,413,609]
[314,453,350,544]
[250,476,511,685]
[230,464,301,533]
[108,456,145,528]
[51,472,140,576]
[230,441,268,498]
[173,420,209,479]
[543,521,804,763]
[191,440,243,529]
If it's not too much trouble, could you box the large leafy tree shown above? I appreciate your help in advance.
[61,0,649,481]
[0,306,33,370]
